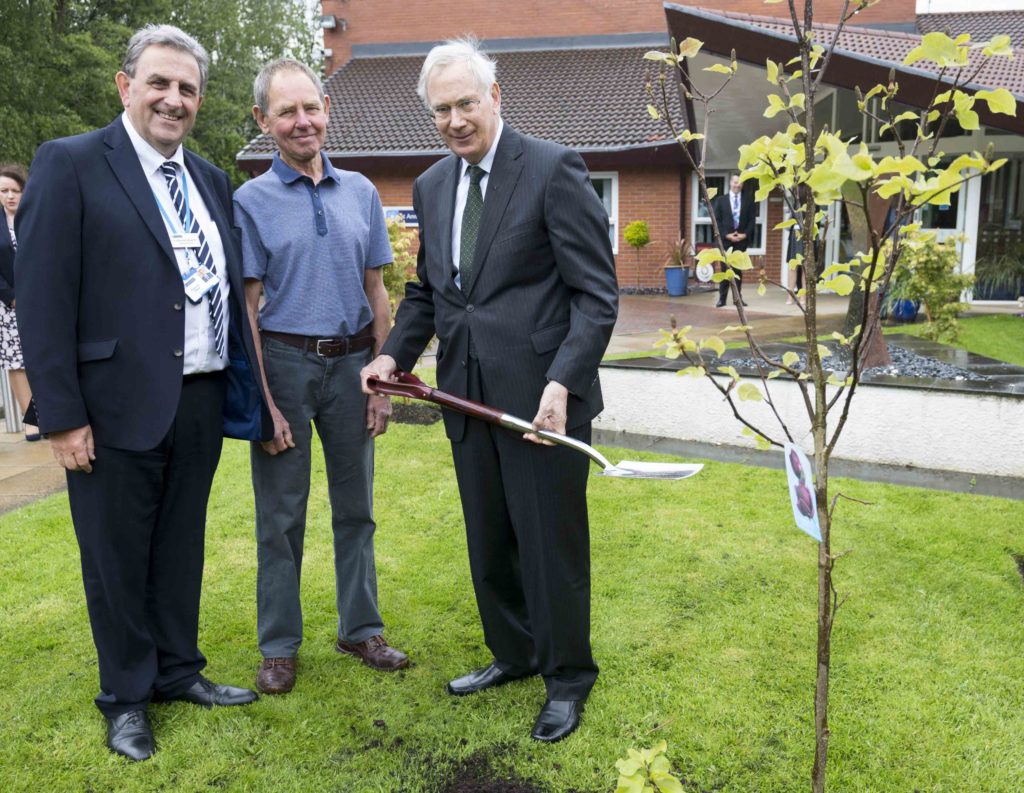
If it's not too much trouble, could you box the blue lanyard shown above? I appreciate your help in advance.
[152,167,195,240]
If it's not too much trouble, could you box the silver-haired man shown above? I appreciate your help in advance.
[361,38,618,742]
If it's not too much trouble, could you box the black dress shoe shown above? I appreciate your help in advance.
[714,301,726,308]
[446,663,531,696]
[155,675,258,708]
[531,699,584,743]
[106,709,154,761]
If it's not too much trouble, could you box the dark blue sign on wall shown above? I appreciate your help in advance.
[385,207,419,227]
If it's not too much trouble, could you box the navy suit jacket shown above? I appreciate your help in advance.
[0,226,14,308]
[14,119,272,449]
[383,125,618,441]
[712,188,758,253]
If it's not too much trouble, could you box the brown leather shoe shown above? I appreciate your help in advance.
[335,634,409,671]
[256,657,297,694]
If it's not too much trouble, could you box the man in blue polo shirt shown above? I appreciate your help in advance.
[234,59,408,695]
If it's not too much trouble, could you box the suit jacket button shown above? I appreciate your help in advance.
[173,302,183,311]
[173,349,184,358]
[466,304,474,313]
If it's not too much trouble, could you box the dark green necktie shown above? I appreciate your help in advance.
[459,164,486,294]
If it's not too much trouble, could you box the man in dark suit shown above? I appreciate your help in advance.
[360,38,618,743]
[712,173,757,307]
[15,24,272,762]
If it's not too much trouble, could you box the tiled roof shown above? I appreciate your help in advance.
[918,11,1024,49]
[239,46,683,160]
[689,7,1024,99]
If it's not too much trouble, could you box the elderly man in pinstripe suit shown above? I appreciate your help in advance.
[361,37,618,743]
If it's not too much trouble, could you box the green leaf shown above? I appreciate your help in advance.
[677,37,703,59]
[726,249,753,271]
[643,51,676,64]
[774,217,797,230]
[782,351,800,367]
[983,34,1014,58]
[696,247,725,266]
[647,104,661,120]
[678,366,705,378]
[904,32,969,68]
[766,58,780,84]
[700,336,726,357]
[975,88,1016,116]
[817,344,832,360]
[652,774,686,793]
[711,271,733,283]
[823,273,855,295]
[757,282,767,296]
[767,369,782,379]
[616,758,643,775]
[717,365,741,381]
[738,383,762,402]
[703,63,733,74]
[614,775,647,793]
[723,324,752,332]
[764,93,787,118]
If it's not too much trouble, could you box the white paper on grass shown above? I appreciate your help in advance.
[783,443,822,542]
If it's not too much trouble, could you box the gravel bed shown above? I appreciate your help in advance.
[724,343,990,382]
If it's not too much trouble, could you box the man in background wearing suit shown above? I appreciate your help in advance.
[360,38,618,743]
[712,173,756,307]
[15,24,272,761]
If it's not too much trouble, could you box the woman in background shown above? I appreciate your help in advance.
[0,163,39,440]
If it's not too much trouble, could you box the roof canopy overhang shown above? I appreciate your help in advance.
[664,2,1024,158]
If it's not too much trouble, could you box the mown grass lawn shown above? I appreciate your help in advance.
[885,314,1024,367]
[2,421,1023,792]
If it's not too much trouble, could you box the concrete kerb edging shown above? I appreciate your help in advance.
[594,367,1024,499]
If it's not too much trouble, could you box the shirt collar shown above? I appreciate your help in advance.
[121,113,185,177]
[271,150,340,185]
[459,118,504,180]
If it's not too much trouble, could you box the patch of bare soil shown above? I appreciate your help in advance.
[391,400,443,425]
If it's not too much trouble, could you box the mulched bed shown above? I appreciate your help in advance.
[391,400,443,425]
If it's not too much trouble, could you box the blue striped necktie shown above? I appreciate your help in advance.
[160,161,227,360]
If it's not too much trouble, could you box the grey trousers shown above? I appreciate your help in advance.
[252,338,383,658]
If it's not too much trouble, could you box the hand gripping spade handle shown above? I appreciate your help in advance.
[367,371,702,481]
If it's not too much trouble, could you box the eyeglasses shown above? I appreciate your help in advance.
[429,98,481,121]
[0,188,22,196]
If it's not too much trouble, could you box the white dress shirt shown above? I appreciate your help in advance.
[452,119,504,288]
[121,113,229,374]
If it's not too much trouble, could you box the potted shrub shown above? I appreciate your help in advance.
[973,243,1024,301]
[662,236,691,297]
[623,220,652,292]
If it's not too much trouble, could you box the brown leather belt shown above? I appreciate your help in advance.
[262,328,374,358]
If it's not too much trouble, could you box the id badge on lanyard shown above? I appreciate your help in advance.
[153,170,221,303]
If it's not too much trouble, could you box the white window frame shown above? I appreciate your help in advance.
[589,171,619,254]
[689,171,768,256]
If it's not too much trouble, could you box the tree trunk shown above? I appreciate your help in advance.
[857,293,891,370]
[811,503,833,793]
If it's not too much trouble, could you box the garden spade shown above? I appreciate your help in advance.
[368,372,702,481]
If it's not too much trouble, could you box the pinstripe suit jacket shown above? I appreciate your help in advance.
[383,125,619,442]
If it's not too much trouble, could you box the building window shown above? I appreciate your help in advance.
[690,172,767,254]
[589,172,618,254]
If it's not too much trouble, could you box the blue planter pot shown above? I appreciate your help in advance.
[665,266,689,297]
[891,299,919,322]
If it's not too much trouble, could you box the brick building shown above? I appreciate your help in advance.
[237,0,1023,301]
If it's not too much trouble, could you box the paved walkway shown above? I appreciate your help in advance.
[0,289,1016,514]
